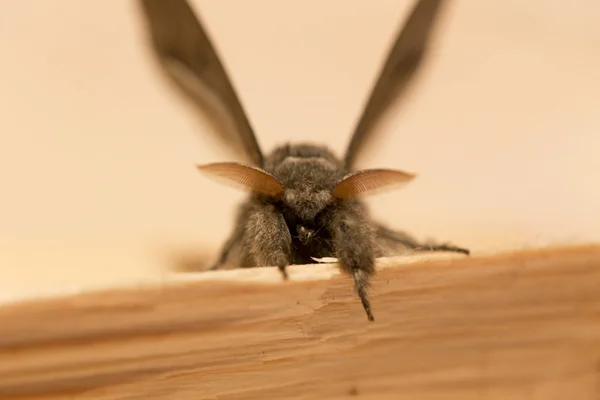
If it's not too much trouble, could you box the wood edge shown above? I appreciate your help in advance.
[0,243,598,311]
[0,243,598,398]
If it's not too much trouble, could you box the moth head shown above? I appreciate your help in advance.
[196,162,285,199]
[330,168,416,199]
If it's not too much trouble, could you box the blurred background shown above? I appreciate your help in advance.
[0,0,599,299]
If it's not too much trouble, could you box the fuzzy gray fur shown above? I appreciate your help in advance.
[210,144,469,321]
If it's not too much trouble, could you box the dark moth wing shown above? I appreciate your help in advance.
[137,0,263,166]
[344,0,447,170]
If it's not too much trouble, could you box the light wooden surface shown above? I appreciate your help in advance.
[1,245,599,399]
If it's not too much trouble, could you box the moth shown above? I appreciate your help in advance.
[138,0,469,321]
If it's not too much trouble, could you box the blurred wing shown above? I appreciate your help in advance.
[331,168,416,199]
[138,0,263,166]
[344,0,447,169]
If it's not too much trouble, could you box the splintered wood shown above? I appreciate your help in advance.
[0,245,599,400]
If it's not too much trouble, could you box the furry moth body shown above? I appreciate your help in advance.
[200,145,422,321]
[138,0,470,321]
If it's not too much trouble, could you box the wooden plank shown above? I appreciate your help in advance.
[0,245,599,399]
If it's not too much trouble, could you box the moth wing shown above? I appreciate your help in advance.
[344,0,447,169]
[331,168,416,199]
[138,0,263,166]
[197,162,284,198]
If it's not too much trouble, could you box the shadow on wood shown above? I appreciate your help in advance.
[0,245,599,399]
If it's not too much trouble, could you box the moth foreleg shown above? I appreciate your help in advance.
[244,202,292,279]
[331,204,377,322]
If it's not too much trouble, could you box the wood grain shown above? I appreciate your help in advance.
[0,245,599,399]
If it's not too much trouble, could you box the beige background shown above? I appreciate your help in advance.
[0,0,599,299]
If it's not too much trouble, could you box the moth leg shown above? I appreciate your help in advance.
[375,223,470,256]
[331,204,377,322]
[417,243,470,255]
[244,202,292,280]
[208,224,244,270]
